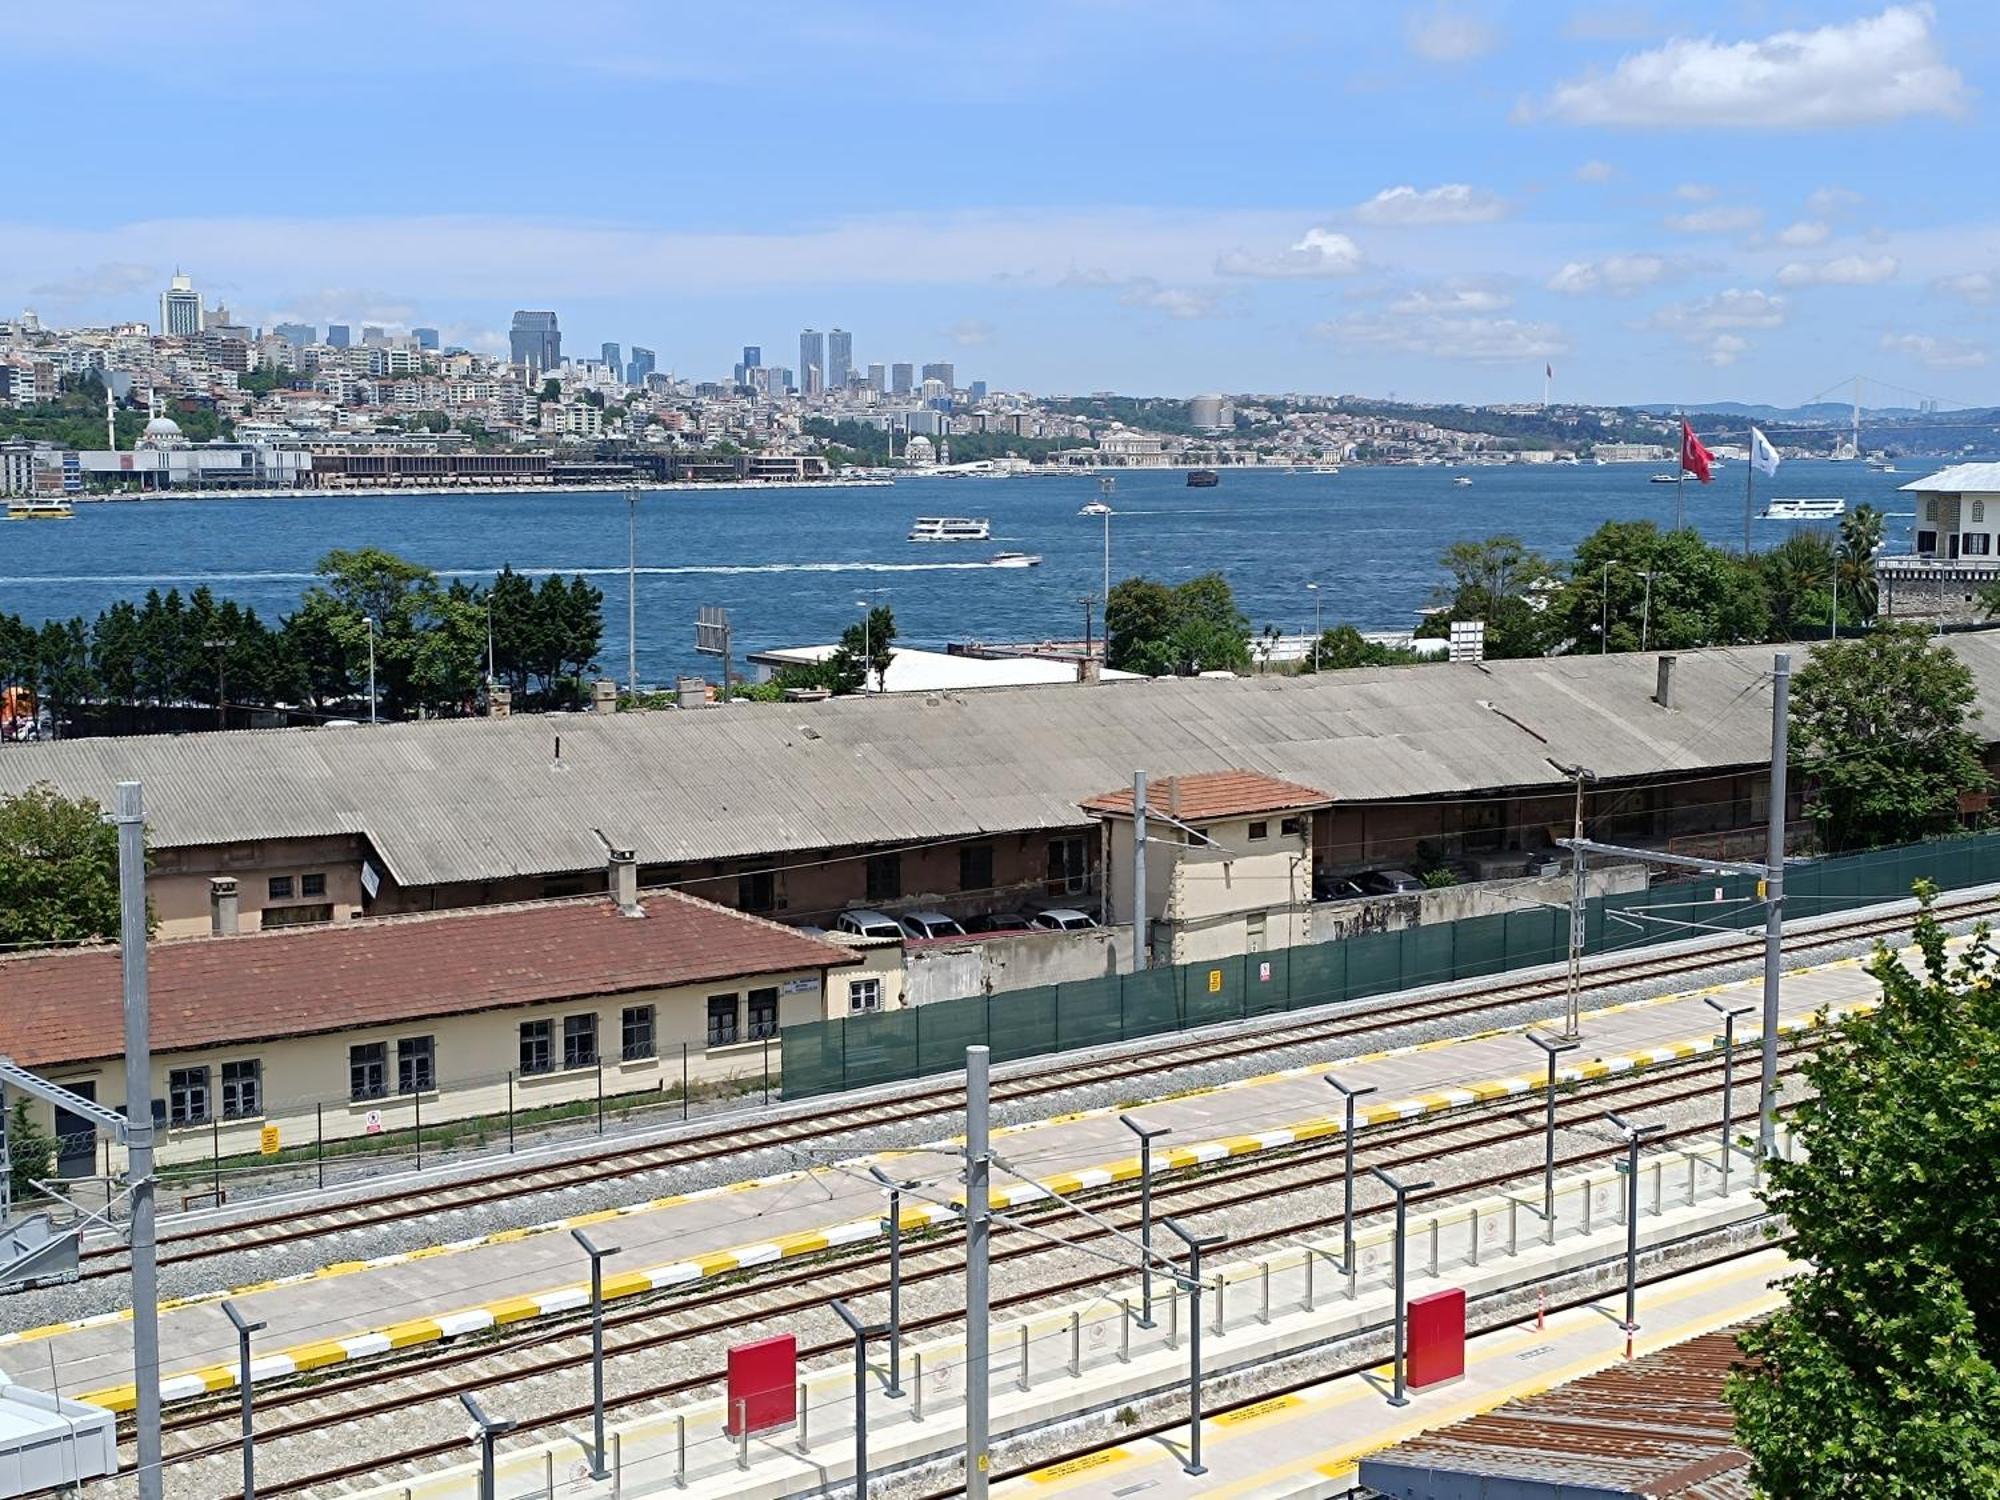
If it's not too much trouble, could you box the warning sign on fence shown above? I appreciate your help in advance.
[1207,969,1222,993]
[259,1124,280,1155]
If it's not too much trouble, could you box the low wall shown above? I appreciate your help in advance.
[1310,864,1647,943]
[904,925,1131,1005]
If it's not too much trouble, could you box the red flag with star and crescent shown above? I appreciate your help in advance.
[1680,419,1715,483]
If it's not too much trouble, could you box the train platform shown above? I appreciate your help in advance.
[0,941,1874,1412]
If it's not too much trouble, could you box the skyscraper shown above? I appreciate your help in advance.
[866,363,886,393]
[510,310,563,373]
[799,329,824,396]
[361,325,388,347]
[891,362,914,396]
[626,346,655,386]
[158,272,203,336]
[827,328,853,389]
[326,324,351,349]
[922,361,956,390]
[743,345,761,369]
[413,327,440,351]
[275,322,316,349]
[601,341,621,375]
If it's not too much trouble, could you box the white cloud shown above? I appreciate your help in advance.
[1316,310,1566,363]
[1653,287,1787,333]
[1674,182,1717,202]
[1532,5,1968,128]
[1545,254,1683,296]
[27,261,158,301]
[944,319,993,346]
[1665,205,1761,234]
[1775,220,1830,248]
[1117,279,1220,320]
[1406,5,1500,62]
[1386,278,1513,314]
[1806,185,1864,216]
[1703,333,1750,367]
[1881,332,1988,369]
[1776,254,1898,287]
[1932,271,1995,304]
[1216,227,1365,279]
[1353,183,1509,226]
[1575,158,1617,183]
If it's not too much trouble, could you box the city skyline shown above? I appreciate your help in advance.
[1,3,1995,404]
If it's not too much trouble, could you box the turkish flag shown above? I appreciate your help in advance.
[1680,419,1715,483]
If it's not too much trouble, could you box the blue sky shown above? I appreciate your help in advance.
[3,1,1996,404]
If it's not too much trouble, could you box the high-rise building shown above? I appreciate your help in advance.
[827,328,853,389]
[326,324,351,349]
[891,362,914,396]
[601,342,621,375]
[362,325,388,347]
[275,322,316,349]
[510,310,563,373]
[799,329,824,395]
[742,345,761,368]
[921,361,955,390]
[412,327,440,350]
[866,363,886,393]
[969,380,988,401]
[158,272,203,336]
[626,346,655,386]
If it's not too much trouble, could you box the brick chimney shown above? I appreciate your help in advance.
[592,678,619,715]
[209,876,239,936]
[488,684,512,719]
[1654,654,1678,710]
[608,847,644,917]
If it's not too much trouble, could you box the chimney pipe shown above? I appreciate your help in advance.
[1654,653,1678,710]
[209,876,239,936]
[608,847,643,917]
[488,684,512,719]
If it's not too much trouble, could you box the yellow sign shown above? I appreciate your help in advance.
[259,1124,281,1156]
[1208,969,1223,993]
[1756,878,1768,900]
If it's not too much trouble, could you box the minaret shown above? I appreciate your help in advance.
[105,379,116,451]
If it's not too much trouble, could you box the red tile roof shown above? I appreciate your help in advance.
[0,891,858,1068]
[1079,770,1333,821]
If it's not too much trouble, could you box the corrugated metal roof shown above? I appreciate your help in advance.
[1358,1328,1757,1500]
[7,635,2000,889]
[1900,463,2000,494]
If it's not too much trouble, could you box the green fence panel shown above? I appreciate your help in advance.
[1288,941,1347,1011]
[780,1017,848,1099]
[1056,976,1124,1052]
[1121,967,1184,1039]
[987,985,1059,1064]
[1244,947,1292,1016]
[1344,931,1402,999]
[1183,954,1247,1028]
[1448,912,1507,979]
[1402,922,1455,991]
[916,994,991,1077]
[1503,907,1564,972]
[840,1009,919,1091]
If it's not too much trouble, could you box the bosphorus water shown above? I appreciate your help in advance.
[0,462,1928,686]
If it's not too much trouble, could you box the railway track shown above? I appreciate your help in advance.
[78,887,1948,1280]
[136,1043,1812,1496]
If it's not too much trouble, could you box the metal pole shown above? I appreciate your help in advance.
[1119,1114,1171,1327]
[1325,1076,1374,1272]
[1132,770,1149,971]
[1761,652,1790,1158]
[1369,1166,1432,1406]
[1706,999,1751,1197]
[316,1102,323,1188]
[506,1072,514,1153]
[868,1167,914,1398]
[1529,1032,1578,1245]
[829,1301,883,1500]
[965,1046,991,1499]
[460,1395,514,1500]
[1554,762,1595,1039]
[365,617,377,724]
[1607,1114,1664,1338]
[117,781,163,1500]
[1163,1218,1223,1477]
[222,1302,265,1500]
[571,1230,618,1480]
[626,486,639,694]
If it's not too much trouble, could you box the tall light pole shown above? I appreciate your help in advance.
[1599,559,1619,655]
[1704,997,1754,1196]
[459,1394,515,1500]
[1550,761,1596,1039]
[1162,1217,1225,1476]
[570,1228,619,1480]
[1367,1165,1434,1407]
[964,1046,992,1500]
[362,614,377,723]
[1605,1111,1666,1342]
[1306,582,1322,670]
[1098,474,1116,606]
[221,1301,265,1500]
[855,599,872,693]
[1325,1074,1375,1273]
[867,1165,919,1397]
[829,1300,886,1498]
[1760,652,1791,1158]
[1528,1031,1580,1244]
[116,781,163,1500]
[1118,1114,1172,1327]
[625,485,640,695]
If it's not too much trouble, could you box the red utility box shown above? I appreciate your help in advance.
[725,1334,798,1435]
[1406,1288,1466,1389]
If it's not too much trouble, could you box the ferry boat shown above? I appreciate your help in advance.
[1078,500,1113,517]
[989,551,1042,569]
[6,498,75,520]
[1452,476,1473,487]
[908,516,991,542]
[1761,498,1847,521]
[1649,472,1699,484]
[1186,469,1220,488]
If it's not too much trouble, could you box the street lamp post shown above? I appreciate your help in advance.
[1306,582,1322,670]
[1703,997,1755,1196]
[1605,1111,1666,1340]
[1161,1217,1225,1476]
[570,1228,620,1480]
[362,614,378,723]
[1367,1165,1434,1407]
[1325,1075,1376,1273]
[221,1300,266,1500]
[1528,1031,1580,1244]
[1118,1115,1173,1327]
[625,485,640,694]
[1098,474,1116,605]
[829,1299,887,1498]
[1599,559,1619,655]
[867,1165,919,1396]
[855,599,873,693]
[459,1394,516,1500]
[1551,761,1596,1039]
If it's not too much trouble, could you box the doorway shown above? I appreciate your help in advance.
[52,1081,97,1179]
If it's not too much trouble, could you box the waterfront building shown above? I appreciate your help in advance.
[891,362,913,395]
[326,324,351,349]
[921,360,955,390]
[626,346,655,386]
[827,328,852,388]
[158,272,203,337]
[867,362,886,393]
[509,309,562,373]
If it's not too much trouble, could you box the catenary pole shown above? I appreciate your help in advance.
[1760,652,1790,1157]
[118,781,163,1500]
[1132,771,1149,972]
[964,1046,991,1498]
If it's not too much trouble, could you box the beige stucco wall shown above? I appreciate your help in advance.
[1101,811,1315,967]
[149,834,371,939]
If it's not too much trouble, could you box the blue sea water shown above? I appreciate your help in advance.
[0,462,1927,686]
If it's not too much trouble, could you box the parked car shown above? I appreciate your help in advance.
[1029,908,1100,932]
[833,909,908,940]
[966,911,1032,934]
[899,910,969,941]
[1354,868,1424,896]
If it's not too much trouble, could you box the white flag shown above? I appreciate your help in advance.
[1750,426,1782,478]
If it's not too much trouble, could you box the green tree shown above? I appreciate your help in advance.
[1838,504,1885,623]
[0,784,130,948]
[1297,624,1432,671]
[540,378,562,402]
[1789,626,1987,851]
[1727,892,2000,1497]
[7,1099,54,1205]
[836,605,896,691]
[1762,530,1842,640]
[1104,573,1249,675]
[1422,536,1559,658]
[1554,522,1768,653]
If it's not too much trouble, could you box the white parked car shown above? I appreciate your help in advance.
[900,911,969,940]
[1030,908,1100,932]
[833,909,907,940]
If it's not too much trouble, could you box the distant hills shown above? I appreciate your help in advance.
[1635,401,1992,423]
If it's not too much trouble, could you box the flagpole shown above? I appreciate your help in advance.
[1675,410,1686,532]
[1744,432,1754,555]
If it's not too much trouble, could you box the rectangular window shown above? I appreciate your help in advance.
[959,842,994,895]
[748,987,779,1040]
[621,1005,656,1061]
[1247,820,1269,841]
[219,1059,261,1119]
[738,870,776,912]
[1280,816,1303,837]
[1046,836,1088,896]
[865,852,902,902]
[519,1020,553,1076]
[267,875,293,900]
[168,1066,210,1126]
[1916,529,1938,555]
[397,1035,435,1094]
[563,1014,599,1069]
[349,1042,387,1101]
[848,977,883,1014]
[707,994,740,1046]
[301,872,327,897]
[1964,533,1993,557]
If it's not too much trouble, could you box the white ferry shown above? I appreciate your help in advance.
[909,516,991,542]
[1761,498,1847,521]
[6,498,75,520]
